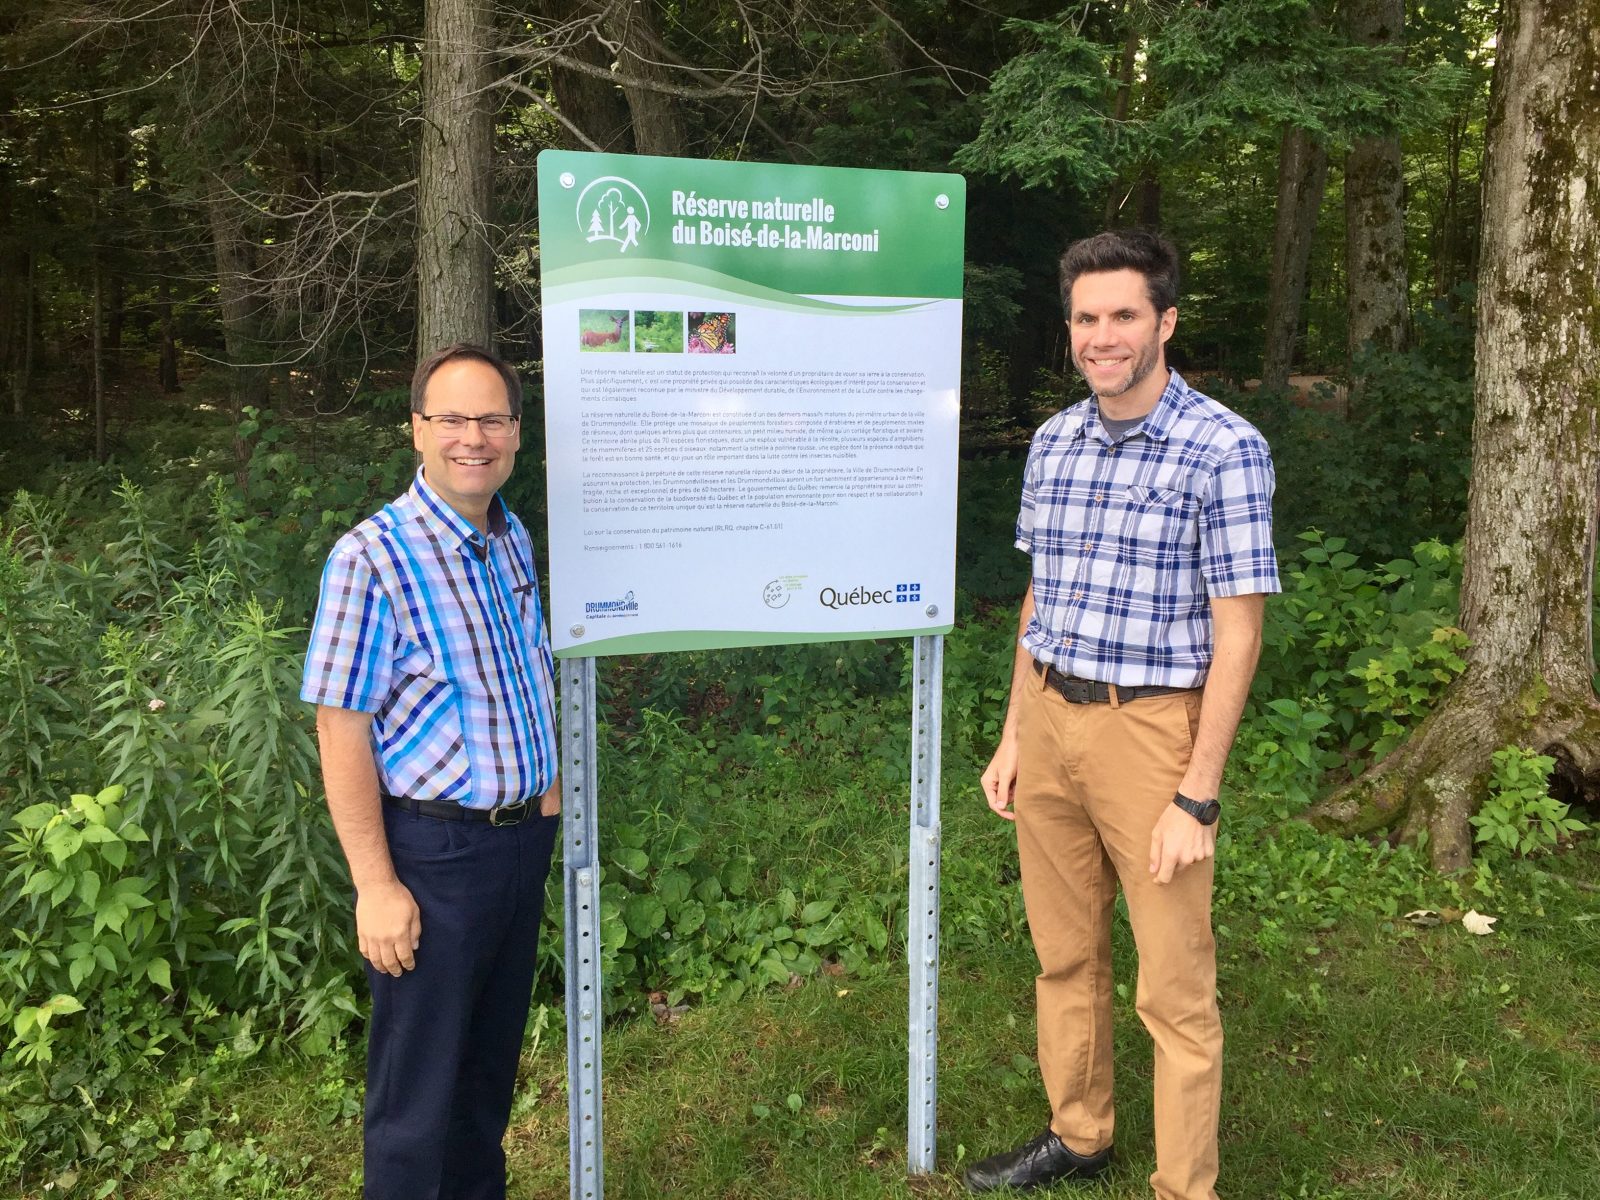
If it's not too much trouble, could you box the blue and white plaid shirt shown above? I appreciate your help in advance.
[301,470,558,808]
[1016,370,1280,689]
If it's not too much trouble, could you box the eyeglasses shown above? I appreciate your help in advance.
[418,413,519,438]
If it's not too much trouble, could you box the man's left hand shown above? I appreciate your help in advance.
[1149,802,1217,884]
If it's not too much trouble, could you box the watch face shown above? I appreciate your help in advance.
[1198,801,1221,825]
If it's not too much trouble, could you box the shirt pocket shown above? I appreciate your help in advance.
[1117,483,1198,562]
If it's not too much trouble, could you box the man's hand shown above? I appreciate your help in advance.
[357,878,422,976]
[538,775,562,817]
[981,738,1020,822]
[1148,802,1217,884]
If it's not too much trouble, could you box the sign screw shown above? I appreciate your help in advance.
[925,604,939,618]
[570,624,585,638]
[560,172,576,189]
[935,193,950,210]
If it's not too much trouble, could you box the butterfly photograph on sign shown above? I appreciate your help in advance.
[687,310,735,354]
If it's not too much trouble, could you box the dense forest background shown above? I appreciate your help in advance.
[0,0,1495,498]
[3,1,1598,1196]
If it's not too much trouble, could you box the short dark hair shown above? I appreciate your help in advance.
[1058,229,1180,318]
[410,343,523,418]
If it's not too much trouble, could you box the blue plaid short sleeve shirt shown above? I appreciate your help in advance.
[1016,370,1280,689]
[301,471,558,808]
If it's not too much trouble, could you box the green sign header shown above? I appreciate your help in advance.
[537,150,966,299]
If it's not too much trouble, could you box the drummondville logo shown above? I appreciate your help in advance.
[584,590,640,618]
[818,582,921,610]
[577,176,650,254]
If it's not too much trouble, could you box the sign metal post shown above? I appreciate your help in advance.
[906,632,944,1172]
[561,656,604,1200]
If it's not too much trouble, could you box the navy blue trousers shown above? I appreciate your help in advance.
[362,804,559,1200]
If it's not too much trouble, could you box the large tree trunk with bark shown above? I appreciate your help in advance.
[1344,0,1408,367]
[1261,126,1328,390]
[1307,0,1600,872]
[205,176,270,480]
[539,0,635,152]
[418,0,495,354]
[602,0,687,156]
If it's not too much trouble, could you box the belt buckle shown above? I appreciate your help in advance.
[1059,675,1092,703]
[489,801,528,827]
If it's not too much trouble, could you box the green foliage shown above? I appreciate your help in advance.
[633,310,684,354]
[1227,302,1477,561]
[959,1,1458,191]
[1238,533,1468,815]
[1470,748,1589,857]
[954,20,1132,191]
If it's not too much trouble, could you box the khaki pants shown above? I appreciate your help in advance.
[1014,665,1222,1200]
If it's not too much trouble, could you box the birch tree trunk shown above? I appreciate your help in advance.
[1261,126,1328,390]
[1308,0,1600,871]
[1344,0,1408,364]
[417,0,494,354]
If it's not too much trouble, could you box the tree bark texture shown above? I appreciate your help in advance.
[12,251,32,417]
[1344,0,1408,363]
[1261,126,1329,390]
[418,0,495,355]
[1307,0,1600,871]
[539,0,635,152]
[206,180,270,425]
[601,0,687,156]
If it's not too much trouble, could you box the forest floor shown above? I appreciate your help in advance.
[111,839,1600,1200]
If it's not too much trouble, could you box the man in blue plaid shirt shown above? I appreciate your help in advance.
[965,231,1280,1200]
[303,344,560,1200]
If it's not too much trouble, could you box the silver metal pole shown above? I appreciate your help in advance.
[561,656,604,1200]
[906,633,944,1173]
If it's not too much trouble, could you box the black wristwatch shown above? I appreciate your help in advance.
[1173,791,1221,826]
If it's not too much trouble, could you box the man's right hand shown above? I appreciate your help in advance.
[357,879,422,976]
[981,738,1020,822]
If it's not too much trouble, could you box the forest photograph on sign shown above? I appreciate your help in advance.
[538,150,965,657]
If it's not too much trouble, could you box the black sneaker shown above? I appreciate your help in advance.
[963,1128,1112,1193]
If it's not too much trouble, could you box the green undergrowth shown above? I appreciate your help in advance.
[103,836,1600,1200]
[4,426,1596,1194]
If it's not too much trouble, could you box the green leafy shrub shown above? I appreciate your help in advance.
[1237,533,1468,816]
[1470,747,1588,856]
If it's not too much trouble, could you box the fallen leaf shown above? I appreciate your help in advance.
[1461,910,1498,936]
[1403,909,1441,927]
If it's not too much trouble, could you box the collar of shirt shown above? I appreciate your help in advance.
[409,468,510,550]
[1077,369,1188,445]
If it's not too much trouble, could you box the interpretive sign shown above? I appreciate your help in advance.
[537,150,966,657]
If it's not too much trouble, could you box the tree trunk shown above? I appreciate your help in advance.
[1261,126,1329,390]
[417,0,495,354]
[1344,0,1407,367]
[93,255,106,463]
[1103,20,1140,226]
[602,0,687,156]
[1307,0,1600,872]
[206,178,270,476]
[157,274,180,394]
[12,251,32,417]
[540,0,635,152]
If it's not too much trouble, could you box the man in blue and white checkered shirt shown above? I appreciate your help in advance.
[965,231,1280,1200]
[303,344,560,1200]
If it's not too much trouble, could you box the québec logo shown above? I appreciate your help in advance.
[818,581,920,610]
[576,176,651,254]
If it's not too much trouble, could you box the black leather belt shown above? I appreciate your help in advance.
[1032,659,1192,704]
[382,792,531,826]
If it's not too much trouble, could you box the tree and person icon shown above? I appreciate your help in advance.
[585,186,643,252]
